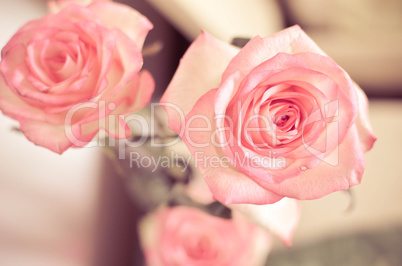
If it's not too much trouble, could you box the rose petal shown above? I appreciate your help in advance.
[19,119,81,154]
[116,70,155,113]
[56,4,105,25]
[354,84,377,152]
[260,124,365,199]
[230,197,300,245]
[96,28,143,104]
[88,1,153,49]
[160,32,239,134]
[222,25,326,82]
[79,70,154,139]
[214,52,311,115]
[1,44,28,92]
[0,76,64,124]
[47,0,96,13]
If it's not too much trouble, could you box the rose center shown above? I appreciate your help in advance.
[275,115,290,127]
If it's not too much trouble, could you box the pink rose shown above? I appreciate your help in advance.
[0,2,154,154]
[160,26,376,204]
[139,207,271,266]
[48,0,111,13]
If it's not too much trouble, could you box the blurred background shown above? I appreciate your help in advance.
[0,0,401,265]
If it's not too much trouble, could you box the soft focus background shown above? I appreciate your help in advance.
[0,0,401,265]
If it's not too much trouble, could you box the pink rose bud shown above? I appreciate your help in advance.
[139,207,272,266]
[160,26,377,204]
[0,2,154,154]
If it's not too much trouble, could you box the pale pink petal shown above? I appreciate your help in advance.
[354,83,377,152]
[88,1,153,49]
[111,28,143,74]
[78,70,154,134]
[47,0,111,14]
[214,53,311,115]
[292,52,357,102]
[1,44,27,86]
[0,76,64,124]
[246,226,273,266]
[205,166,284,205]
[182,89,283,204]
[97,28,144,104]
[222,25,326,82]
[19,119,81,154]
[101,115,131,139]
[56,4,104,25]
[261,125,365,199]
[160,32,239,134]
[120,70,155,112]
[230,198,301,245]
[292,52,359,146]
[80,70,155,139]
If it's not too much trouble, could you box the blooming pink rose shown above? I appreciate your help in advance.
[160,26,376,204]
[139,207,271,266]
[48,0,111,14]
[0,2,154,154]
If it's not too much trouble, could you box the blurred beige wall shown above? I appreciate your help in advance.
[283,0,402,96]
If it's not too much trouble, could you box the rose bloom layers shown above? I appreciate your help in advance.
[161,26,376,205]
